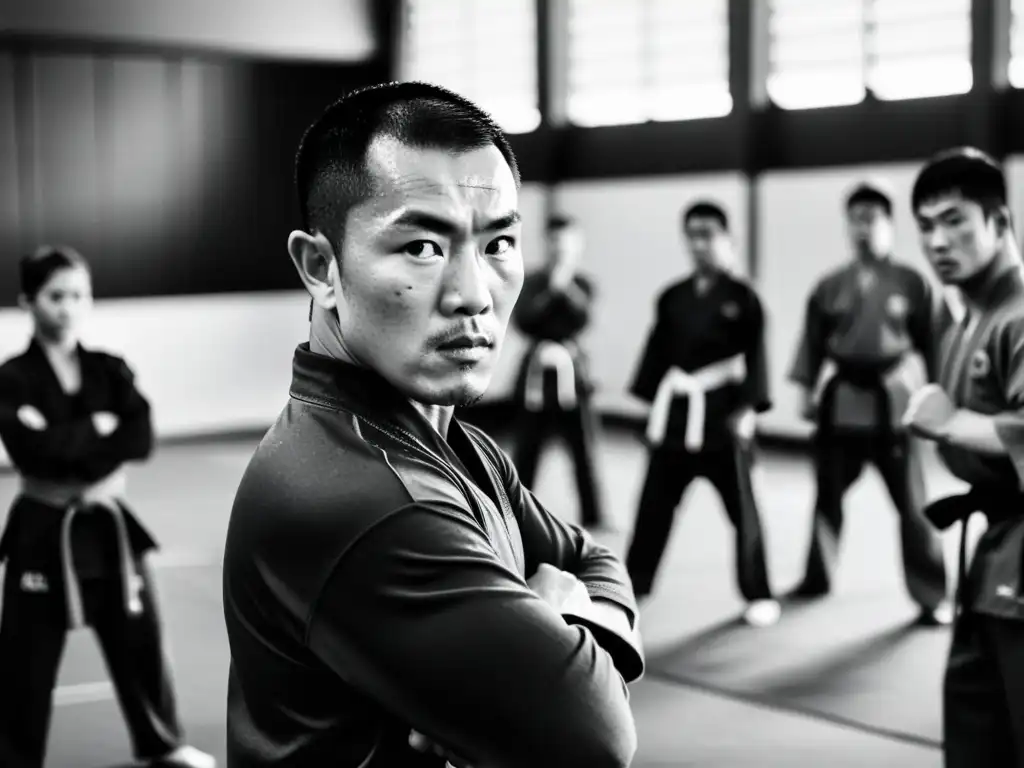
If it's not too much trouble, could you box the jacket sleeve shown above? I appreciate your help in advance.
[0,368,102,475]
[481,430,644,682]
[306,502,638,768]
[789,285,827,388]
[629,296,670,402]
[992,314,1024,483]
[741,288,772,413]
[94,356,154,464]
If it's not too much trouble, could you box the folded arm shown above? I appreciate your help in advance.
[0,372,103,475]
[306,503,637,768]
[940,318,1024,473]
[94,357,153,464]
[477,430,643,681]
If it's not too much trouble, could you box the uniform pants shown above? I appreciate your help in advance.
[625,440,772,602]
[513,397,605,528]
[799,431,948,609]
[944,610,1024,767]
[0,557,183,768]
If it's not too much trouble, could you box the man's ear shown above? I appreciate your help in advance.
[287,230,340,311]
[994,205,1014,238]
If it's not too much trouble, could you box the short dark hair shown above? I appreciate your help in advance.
[547,214,576,232]
[295,81,521,250]
[682,201,729,232]
[912,146,1007,217]
[19,245,88,301]
[846,182,893,217]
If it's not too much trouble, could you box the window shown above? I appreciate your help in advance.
[867,0,972,100]
[1010,0,1024,87]
[767,0,971,110]
[565,0,732,127]
[400,0,540,134]
[767,0,866,109]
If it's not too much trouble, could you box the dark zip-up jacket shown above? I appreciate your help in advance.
[223,343,644,767]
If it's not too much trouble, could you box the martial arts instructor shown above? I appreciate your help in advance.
[222,81,643,768]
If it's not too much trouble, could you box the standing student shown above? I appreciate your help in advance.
[625,201,779,627]
[904,147,1024,766]
[789,180,951,625]
[0,246,214,768]
[511,214,607,529]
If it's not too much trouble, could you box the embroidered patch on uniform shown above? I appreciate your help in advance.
[969,349,991,378]
[886,294,908,318]
[20,571,49,593]
[721,302,740,319]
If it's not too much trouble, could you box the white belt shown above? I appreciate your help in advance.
[524,341,578,411]
[21,470,144,629]
[646,353,747,451]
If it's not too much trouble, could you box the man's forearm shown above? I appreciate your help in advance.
[562,595,644,682]
[940,409,1016,455]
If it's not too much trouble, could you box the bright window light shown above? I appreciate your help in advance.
[566,0,732,127]
[768,0,972,109]
[401,0,540,134]
[1010,0,1024,87]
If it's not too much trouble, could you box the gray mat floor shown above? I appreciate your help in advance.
[0,428,971,767]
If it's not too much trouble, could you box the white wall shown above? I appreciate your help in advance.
[553,173,750,419]
[5,158,1021,465]
[0,291,311,468]
[0,183,548,468]
[0,0,376,62]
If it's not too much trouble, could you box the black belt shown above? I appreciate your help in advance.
[817,362,897,445]
[924,486,1024,610]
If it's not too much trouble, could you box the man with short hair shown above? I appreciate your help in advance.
[511,213,607,529]
[904,146,1024,767]
[222,81,642,768]
[625,200,779,627]
[789,181,951,625]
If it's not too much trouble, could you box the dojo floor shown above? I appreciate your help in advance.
[0,425,977,767]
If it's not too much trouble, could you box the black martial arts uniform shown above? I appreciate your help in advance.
[918,263,1024,766]
[625,271,773,602]
[223,344,644,767]
[0,340,184,768]
[789,258,948,609]
[511,270,605,528]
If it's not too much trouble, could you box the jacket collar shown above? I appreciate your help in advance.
[288,342,458,457]
[960,255,1024,314]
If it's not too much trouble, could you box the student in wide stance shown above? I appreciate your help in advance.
[625,200,779,627]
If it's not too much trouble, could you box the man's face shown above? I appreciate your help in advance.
[25,265,92,341]
[914,191,1002,285]
[684,215,730,270]
[846,201,893,257]
[334,137,523,406]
